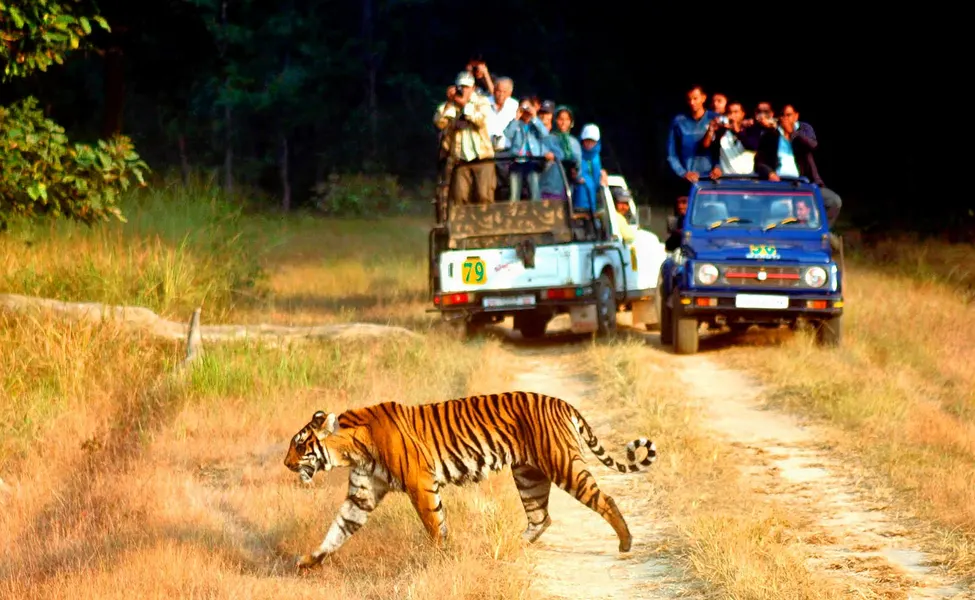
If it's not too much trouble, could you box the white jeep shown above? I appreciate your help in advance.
[428,156,668,339]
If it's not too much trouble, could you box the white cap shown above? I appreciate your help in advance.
[580,123,600,142]
[455,71,475,87]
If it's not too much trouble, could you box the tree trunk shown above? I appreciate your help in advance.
[102,46,125,137]
[280,133,291,212]
[178,134,191,186]
[362,0,379,168]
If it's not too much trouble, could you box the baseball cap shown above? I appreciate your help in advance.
[612,188,632,201]
[539,100,556,114]
[455,71,475,87]
[580,123,600,142]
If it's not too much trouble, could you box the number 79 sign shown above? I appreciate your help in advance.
[462,257,487,284]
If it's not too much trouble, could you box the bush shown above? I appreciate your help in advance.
[0,97,149,229]
[310,173,410,217]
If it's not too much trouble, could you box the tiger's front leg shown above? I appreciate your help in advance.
[297,467,388,569]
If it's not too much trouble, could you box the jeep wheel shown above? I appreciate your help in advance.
[658,280,673,345]
[672,303,699,355]
[815,315,842,347]
[515,312,549,340]
[595,272,618,339]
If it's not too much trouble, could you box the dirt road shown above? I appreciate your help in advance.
[492,320,971,600]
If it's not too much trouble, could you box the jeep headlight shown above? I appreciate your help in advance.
[804,266,827,287]
[696,263,719,285]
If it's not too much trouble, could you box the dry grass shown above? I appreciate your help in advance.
[719,239,975,584]
[583,340,850,599]
[0,193,538,599]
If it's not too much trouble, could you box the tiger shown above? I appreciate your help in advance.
[283,390,657,569]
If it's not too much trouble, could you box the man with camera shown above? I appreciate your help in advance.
[735,101,796,181]
[433,71,496,204]
[779,104,842,227]
[503,96,550,201]
[703,100,755,178]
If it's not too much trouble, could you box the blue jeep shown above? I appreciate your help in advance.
[656,175,844,354]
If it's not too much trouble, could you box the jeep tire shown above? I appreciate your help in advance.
[595,272,618,339]
[815,315,842,347]
[673,301,699,355]
[515,311,549,340]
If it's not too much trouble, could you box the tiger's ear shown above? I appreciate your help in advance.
[311,411,328,428]
[324,413,339,434]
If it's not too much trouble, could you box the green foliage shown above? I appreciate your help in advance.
[0,0,109,81]
[0,1,149,228]
[310,173,410,217]
[0,97,149,228]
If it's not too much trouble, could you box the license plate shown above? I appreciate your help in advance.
[483,295,536,310]
[735,294,789,309]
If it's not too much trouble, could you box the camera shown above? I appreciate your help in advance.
[520,101,532,111]
[717,115,729,126]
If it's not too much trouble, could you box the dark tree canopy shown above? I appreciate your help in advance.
[0,2,958,231]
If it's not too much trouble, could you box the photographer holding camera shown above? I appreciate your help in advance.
[703,101,755,178]
[503,97,550,201]
[433,71,497,204]
[735,101,795,181]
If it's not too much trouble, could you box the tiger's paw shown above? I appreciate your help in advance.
[296,552,325,570]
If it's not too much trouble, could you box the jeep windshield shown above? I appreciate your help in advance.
[444,154,580,251]
[690,190,822,231]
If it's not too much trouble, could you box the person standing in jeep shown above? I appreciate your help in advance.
[433,71,496,204]
[778,104,842,227]
[666,85,718,186]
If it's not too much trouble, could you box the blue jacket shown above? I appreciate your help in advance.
[573,140,602,213]
[503,117,548,158]
[667,110,717,178]
[538,133,580,196]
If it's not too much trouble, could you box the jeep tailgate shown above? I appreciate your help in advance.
[438,247,569,293]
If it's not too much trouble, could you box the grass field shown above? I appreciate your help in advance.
[3,179,974,597]
[0,183,535,599]
[721,238,975,584]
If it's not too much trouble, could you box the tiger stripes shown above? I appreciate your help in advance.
[283,391,657,569]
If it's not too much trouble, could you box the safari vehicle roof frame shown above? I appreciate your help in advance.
[441,153,606,250]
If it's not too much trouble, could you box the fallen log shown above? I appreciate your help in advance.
[0,293,422,344]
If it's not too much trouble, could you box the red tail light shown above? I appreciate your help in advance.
[439,292,474,306]
[539,287,586,300]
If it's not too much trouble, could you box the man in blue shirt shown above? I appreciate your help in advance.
[666,85,718,185]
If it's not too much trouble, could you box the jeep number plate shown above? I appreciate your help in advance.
[735,294,789,310]
[483,295,536,310]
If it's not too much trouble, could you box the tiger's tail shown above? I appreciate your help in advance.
[571,408,657,473]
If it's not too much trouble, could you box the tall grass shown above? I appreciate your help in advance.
[721,239,975,582]
[0,181,534,599]
[1,179,281,321]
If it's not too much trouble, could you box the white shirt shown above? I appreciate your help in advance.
[487,97,518,149]
[719,129,755,174]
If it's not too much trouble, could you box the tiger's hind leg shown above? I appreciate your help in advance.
[552,458,633,553]
[512,465,552,543]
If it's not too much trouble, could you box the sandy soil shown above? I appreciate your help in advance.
[493,316,972,600]
[506,344,690,600]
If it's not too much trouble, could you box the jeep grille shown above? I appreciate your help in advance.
[721,265,804,288]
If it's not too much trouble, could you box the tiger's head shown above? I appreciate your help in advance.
[284,410,347,484]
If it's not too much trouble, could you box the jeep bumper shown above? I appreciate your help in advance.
[675,291,843,319]
[428,284,597,318]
